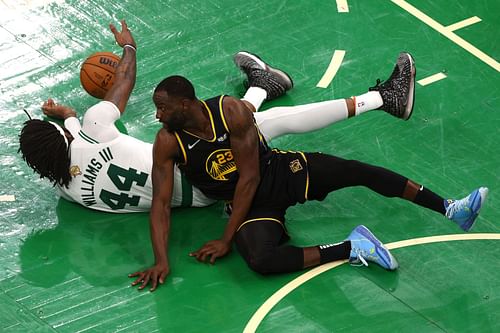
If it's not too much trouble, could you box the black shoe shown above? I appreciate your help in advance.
[369,52,416,120]
[234,51,293,100]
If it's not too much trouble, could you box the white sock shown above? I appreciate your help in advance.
[353,91,383,115]
[242,87,267,111]
[254,99,349,141]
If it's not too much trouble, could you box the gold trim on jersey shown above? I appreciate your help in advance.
[206,149,236,181]
[237,217,285,233]
[182,100,217,142]
[219,96,230,133]
[174,132,188,165]
[254,123,266,144]
[298,152,309,200]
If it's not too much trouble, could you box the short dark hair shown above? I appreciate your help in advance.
[19,119,72,188]
[154,75,196,100]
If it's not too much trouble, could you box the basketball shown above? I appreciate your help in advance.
[80,52,121,99]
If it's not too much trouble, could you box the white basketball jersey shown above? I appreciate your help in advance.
[58,101,215,213]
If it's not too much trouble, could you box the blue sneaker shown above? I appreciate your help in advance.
[346,225,398,270]
[445,187,489,232]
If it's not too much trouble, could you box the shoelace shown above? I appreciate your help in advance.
[445,197,468,219]
[350,249,369,267]
[370,78,382,90]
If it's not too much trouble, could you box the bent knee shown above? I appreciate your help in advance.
[247,255,274,275]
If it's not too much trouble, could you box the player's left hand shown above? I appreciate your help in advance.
[41,98,76,119]
[190,240,231,264]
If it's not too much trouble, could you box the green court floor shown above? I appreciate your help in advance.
[1,0,499,332]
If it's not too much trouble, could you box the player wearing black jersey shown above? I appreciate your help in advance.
[130,52,488,291]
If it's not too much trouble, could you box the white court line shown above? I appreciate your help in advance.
[417,72,447,86]
[336,0,349,13]
[391,0,500,72]
[0,195,15,202]
[446,16,482,32]
[316,50,346,88]
[243,233,500,333]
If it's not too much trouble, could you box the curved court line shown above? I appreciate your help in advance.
[316,50,346,88]
[243,233,500,333]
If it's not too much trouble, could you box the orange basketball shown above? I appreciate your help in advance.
[80,52,121,99]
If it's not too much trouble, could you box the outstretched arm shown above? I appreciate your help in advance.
[129,129,179,291]
[41,98,76,119]
[105,20,137,114]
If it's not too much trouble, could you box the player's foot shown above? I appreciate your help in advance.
[346,225,398,270]
[234,51,293,100]
[445,187,489,232]
[369,52,416,120]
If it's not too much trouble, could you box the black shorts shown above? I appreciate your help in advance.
[237,151,345,231]
[236,149,307,240]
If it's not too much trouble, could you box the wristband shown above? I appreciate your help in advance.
[124,44,136,52]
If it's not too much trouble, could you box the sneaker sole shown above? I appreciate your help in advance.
[462,187,489,232]
[401,52,416,121]
[234,51,294,90]
[355,225,399,270]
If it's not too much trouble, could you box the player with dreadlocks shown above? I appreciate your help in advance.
[20,119,72,187]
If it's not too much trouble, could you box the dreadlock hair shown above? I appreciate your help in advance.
[19,119,72,188]
[154,75,196,100]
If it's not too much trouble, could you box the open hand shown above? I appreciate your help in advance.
[129,263,169,292]
[41,98,76,119]
[190,239,231,264]
[110,19,136,48]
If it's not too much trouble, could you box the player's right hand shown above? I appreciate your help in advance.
[129,263,169,292]
[110,19,136,49]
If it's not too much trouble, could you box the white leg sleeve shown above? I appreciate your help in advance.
[254,99,349,141]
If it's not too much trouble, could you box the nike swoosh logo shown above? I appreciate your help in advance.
[188,139,201,150]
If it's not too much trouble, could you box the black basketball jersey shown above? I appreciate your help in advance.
[174,95,272,201]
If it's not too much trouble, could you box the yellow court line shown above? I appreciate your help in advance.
[391,0,500,72]
[417,72,447,86]
[0,195,16,202]
[243,233,500,333]
[336,0,349,13]
[446,16,482,32]
[316,50,346,88]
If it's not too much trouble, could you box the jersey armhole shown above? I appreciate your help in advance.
[219,95,230,133]
[174,132,188,165]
